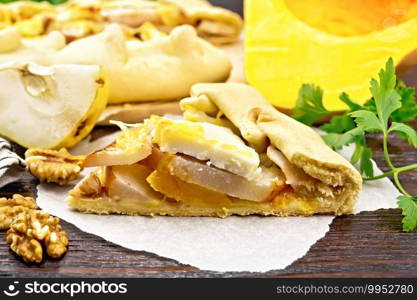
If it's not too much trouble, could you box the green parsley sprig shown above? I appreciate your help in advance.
[292,58,417,232]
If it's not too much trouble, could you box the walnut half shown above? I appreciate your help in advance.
[6,210,68,263]
[25,148,85,185]
[0,194,38,230]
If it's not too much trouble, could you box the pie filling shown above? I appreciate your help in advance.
[68,116,348,215]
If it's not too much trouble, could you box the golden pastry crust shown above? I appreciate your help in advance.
[0,24,232,104]
[68,196,321,218]
[163,0,243,45]
[25,148,85,185]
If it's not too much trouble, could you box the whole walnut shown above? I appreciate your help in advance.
[25,148,85,185]
[6,210,68,263]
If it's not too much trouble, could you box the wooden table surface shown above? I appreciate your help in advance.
[2,0,417,280]
[0,120,415,278]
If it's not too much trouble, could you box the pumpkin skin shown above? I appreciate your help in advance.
[245,0,417,111]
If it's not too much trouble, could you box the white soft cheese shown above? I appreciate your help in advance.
[150,116,261,179]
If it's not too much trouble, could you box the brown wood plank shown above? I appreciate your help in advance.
[1,0,417,279]
[0,93,414,279]
[0,122,416,277]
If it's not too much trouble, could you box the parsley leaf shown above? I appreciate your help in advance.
[388,122,417,147]
[364,83,417,141]
[392,85,417,123]
[319,114,356,133]
[398,195,417,232]
[322,128,374,177]
[362,98,376,112]
[349,134,374,177]
[364,83,417,123]
[369,58,402,130]
[292,84,330,126]
[357,144,374,178]
[349,110,382,133]
[322,127,364,151]
[339,92,363,111]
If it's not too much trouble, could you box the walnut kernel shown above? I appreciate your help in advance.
[25,148,85,185]
[69,169,103,198]
[6,210,68,263]
[0,194,37,230]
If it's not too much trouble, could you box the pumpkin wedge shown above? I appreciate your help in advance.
[245,0,417,110]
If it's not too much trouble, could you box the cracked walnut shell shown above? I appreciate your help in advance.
[25,148,85,185]
[6,210,68,263]
[0,194,38,230]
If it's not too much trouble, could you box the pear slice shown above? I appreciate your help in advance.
[106,164,162,202]
[83,123,152,167]
[0,62,108,149]
[161,154,284,202]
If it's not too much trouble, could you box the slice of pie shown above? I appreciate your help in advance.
[67,83,362,217]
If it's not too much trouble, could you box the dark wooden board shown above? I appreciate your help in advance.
[0,124,416,278]
[0,0,416,275]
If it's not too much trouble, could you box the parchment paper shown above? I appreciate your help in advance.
[36,137,400,273]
